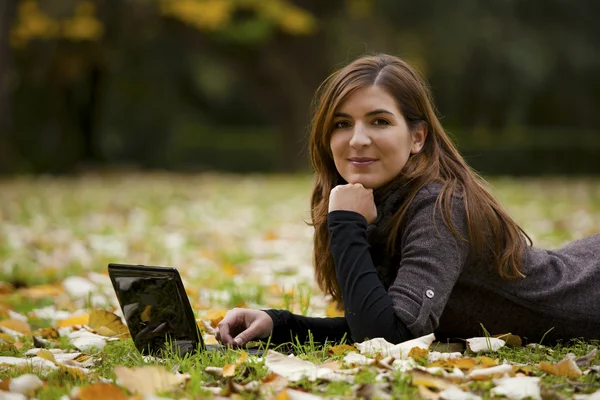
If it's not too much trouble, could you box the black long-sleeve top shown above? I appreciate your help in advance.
[264,210,412,344]
[264,183,600,345]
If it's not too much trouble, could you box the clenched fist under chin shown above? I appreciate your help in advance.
[328,183,377,224]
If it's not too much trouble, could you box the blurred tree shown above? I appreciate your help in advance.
[4,0,600,174]
[0,0,17,173]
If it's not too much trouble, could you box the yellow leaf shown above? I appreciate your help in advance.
[328,344,355,356]
[114,365,189,395]
[37,348,57,364]
[264,231,278,241]
[410,370,453,390]
[36,327,59,339]
[204,335,219,345]
[0,319,32,336]
[88,309,129,337]
[78,383,128,400]
[475,356,498,367]
[236,352,248,364]
[18,284,63,299]
[539,358,582,377]
[0,333,16,343]
[223,363,237,377]
[205,309,228,327]
[275,389,291,400]
[58,313,89,328]
[222,263,238,277]
[408,347,429,361]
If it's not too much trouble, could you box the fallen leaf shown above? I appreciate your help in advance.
[328,344,355,356]
[76,383,128,400]
[8,374,44,395]
[17,285,63,299]
[264,350,351,382]
[355,333,435,359]
[466,337,505,352]
[114,365,190,395]
[539,357,583,377]
[58,313,90,328]
[410,370,454,391]
[493,333,522,347]
[490,376,541,400]
[409,347,429,362]
[428,357,476,371]
[0,319,31,336]
[439,385,482,400]
[575,348,597,367]
[468,364,514,380]
[205,309,228,327]
[205,366,223,378]
[68,329,107,352]
[204,335,219,345]
[223,363,237,378]
[474,356,498,367]
[88,309,129,337]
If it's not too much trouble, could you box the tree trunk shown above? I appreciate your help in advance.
[0,0,17,173]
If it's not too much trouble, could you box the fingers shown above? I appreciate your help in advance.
[217,309,241,346]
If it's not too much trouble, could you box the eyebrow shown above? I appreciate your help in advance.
[333,109,395,118]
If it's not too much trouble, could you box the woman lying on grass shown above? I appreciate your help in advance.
[216,53,600,347]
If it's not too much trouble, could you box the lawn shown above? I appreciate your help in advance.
[0,173,598,399]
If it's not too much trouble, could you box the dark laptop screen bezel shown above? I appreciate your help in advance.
[108,263,205,356]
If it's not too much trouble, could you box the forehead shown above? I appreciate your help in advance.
[336,85,399,114]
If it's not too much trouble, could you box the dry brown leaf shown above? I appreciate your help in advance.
[57,313,89,328]
[418,384,441,400]
[0,378,9,391]
[575,348,597,367]
[114,365,189,395]
[88,309,129,337]
[35,328,59,339]
[493,333,522,347]
[428,357,476,371]
[409,347,429,361]
[410,370,454,391]
[0,319,32,336]
[328,344,355,356]
[319,360,342,371]
[205,309,228,327]
[76,383,128,400]
[539,358,583,377]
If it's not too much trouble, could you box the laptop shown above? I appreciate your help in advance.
[108,263,264,357]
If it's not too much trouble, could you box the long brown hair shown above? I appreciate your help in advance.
[309,54,531,306]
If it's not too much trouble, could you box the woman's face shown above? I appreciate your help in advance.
[329,85,426,189]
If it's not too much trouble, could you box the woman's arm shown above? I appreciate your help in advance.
[328,211,413,343]
[329,190,470,341]
[262,309,350,345]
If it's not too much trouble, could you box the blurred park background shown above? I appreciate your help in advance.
[1,0,600,176]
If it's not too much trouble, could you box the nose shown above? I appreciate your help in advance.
[349,123,371,148]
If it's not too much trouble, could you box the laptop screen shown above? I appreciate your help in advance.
[109,264,202,356]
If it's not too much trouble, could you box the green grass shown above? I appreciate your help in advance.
[0,173,599,398]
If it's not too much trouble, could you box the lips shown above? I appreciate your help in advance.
[348,157,377,166]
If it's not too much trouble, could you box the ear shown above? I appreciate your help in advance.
[410,121,428,154]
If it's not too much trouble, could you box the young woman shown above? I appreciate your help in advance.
[216,54,600,347]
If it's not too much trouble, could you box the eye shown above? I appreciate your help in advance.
[333,120,351,129]
[372,118,390,126]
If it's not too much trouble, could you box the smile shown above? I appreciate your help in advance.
[348,158,377,166]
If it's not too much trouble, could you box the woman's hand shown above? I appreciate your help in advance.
[216,308,274,346]
[329,183,377,224]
